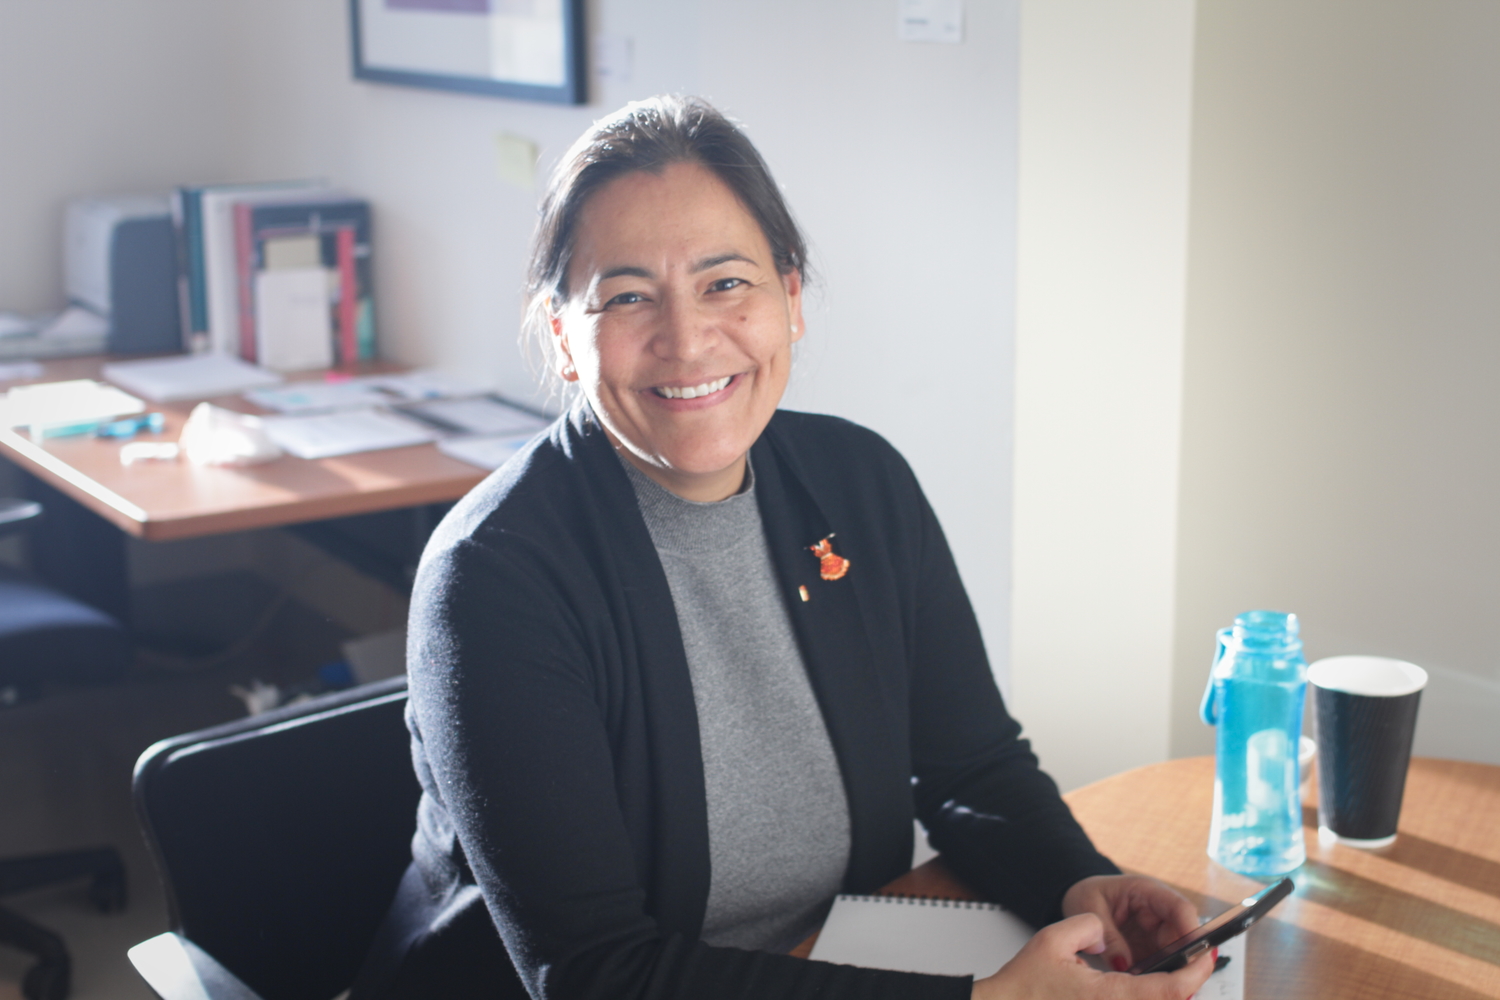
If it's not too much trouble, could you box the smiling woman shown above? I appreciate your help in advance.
[550,161,803,501]
[350,97,1215,1000]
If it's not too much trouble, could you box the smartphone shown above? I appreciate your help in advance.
[1128,877,1294,975]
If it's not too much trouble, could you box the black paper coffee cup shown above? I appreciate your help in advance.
[1310,656,1427,847]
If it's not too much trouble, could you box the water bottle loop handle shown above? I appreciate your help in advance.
[1200,628,1231,726]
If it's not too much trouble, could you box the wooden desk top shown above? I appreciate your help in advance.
[798,757,1500,998]
[1068,756,1500,999]
[0,356,489,541]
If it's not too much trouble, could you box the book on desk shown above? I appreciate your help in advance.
[173,181,374,370]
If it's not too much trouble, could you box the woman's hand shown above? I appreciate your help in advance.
[969,912,1214,1000]
[1059,874,1200,973]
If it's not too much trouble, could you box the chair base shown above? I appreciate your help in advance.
[0,848,127,1000]
[0,905,70,1000]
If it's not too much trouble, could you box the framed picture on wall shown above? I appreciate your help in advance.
[350,0,585,105]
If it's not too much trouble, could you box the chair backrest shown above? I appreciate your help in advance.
[133,676,419,1000]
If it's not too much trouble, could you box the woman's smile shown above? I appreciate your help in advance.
[651,374,735,401]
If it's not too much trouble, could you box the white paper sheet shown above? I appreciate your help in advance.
[1196,933,1245,1000]
[244,381,397,414]
[103,354,282,402]
[0,361,43,382]
[1,379,144,432]
[0,312,41,339]
[244,370,492,414]
[363,369,486,401]
[260,408,437,459]
[810,895,1031,979]
[436,433,535,470]
[402,396,547,436]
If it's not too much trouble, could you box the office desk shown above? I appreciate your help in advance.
[799,757,1500,998]
[1069,756,1500,998]
[0,356,488,542]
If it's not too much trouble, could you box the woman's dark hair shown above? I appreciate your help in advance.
[523,95,808,381]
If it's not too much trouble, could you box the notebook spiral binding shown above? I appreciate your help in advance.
[837,893,1002,911]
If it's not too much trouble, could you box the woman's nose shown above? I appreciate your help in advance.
[651,293,715,361]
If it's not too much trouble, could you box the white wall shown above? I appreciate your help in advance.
[0,0,240,313]
[1171,0,1500,767]
[1,0,1021,694]
[1011,0,1197,792]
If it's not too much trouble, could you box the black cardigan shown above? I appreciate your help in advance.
[356,407,1118,1000]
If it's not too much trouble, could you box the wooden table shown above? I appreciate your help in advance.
[799,757,1500,998]
[1068,756,1500,999]
[0,356,488,541]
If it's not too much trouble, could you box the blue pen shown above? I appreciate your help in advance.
[95,412,165,439]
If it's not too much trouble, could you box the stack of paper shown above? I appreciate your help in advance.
[103,354,282,402]
[1,379,144,436]
[244,369,494,414]
[399,396,548,437]
[260,408,438,460]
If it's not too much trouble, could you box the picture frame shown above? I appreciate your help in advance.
[350,0,585,106]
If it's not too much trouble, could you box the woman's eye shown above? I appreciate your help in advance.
[605,291,646,307]
[707,277,746,293]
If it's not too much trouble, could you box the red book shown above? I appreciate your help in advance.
[336,227,358,371]
[233,202,258,362]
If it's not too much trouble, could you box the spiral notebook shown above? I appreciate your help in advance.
[808,893,1245,998]
[808,894,1032,979]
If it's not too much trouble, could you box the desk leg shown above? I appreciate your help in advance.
[22,472,131,627]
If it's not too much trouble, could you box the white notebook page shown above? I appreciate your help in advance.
[809,895,1032,979]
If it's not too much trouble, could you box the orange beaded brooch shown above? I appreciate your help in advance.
[809,536,850,581]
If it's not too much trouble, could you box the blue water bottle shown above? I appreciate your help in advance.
[1201,610,1308,877]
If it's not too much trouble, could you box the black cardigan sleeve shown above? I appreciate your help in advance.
[406,490,973,999]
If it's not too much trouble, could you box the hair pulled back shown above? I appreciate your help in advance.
[523,95,808,381]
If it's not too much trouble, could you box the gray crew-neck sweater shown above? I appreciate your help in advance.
[621,456,851,954]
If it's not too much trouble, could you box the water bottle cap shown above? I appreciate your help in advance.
[1229,609,1302,655]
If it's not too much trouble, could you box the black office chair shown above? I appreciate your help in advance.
[129,675,419,1000]
[0,497,132,1000]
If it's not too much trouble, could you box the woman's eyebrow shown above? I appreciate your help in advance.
[693,252,756,272]
[598,252,757,283]
[599,265,653,281]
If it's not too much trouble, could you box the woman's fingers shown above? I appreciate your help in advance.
[1042,912,1108,958]
[972,915,1219,1000]
[1146,886,1203,945]
[1160,945,1217,998]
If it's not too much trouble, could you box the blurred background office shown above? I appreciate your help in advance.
[3,1,1498,996]
[1,0,1496,833]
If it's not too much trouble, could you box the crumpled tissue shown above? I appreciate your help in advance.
[179,402,282,466]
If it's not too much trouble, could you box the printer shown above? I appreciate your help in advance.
[65,195,182,354]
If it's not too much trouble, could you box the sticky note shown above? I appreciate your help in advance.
[497,132,538,190]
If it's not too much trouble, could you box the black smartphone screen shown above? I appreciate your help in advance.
[1128,877,1294,975]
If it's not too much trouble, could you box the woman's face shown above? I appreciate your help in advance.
[552,161,804,502]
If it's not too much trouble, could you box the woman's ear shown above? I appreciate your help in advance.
[782,269,806,342]
[549,302,580,382]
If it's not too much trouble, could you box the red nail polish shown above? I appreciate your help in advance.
[1212,947,1219,963]
[1111,956,1129,972]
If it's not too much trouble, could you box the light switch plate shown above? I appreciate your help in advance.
[898,0,963,44]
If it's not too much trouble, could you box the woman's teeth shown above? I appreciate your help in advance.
[655,376,731,399]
